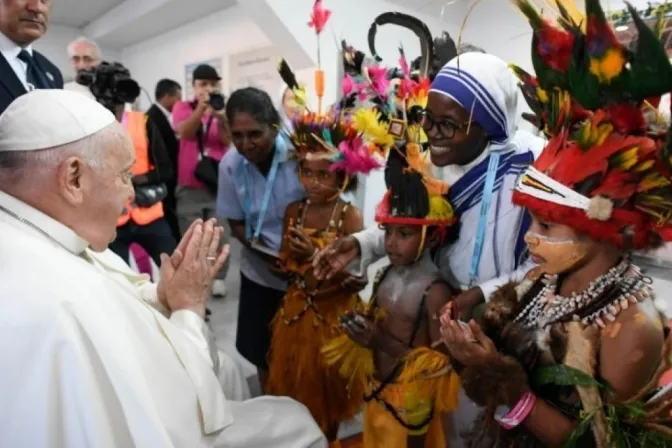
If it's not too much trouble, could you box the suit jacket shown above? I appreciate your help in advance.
[146,104,179,185]
[0,50,64,115]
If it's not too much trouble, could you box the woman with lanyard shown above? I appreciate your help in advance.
[216,87,305,391]
[313,52,546,445]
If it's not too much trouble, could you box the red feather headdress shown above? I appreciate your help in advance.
[511,0,672,250]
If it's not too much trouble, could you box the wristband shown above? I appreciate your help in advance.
[494,391,536,430]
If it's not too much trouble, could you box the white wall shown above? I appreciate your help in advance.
[34,24,120,82]
[121,5,273,110]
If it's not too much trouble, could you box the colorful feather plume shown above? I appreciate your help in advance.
[331,138,382,175]
[511,0,672,250]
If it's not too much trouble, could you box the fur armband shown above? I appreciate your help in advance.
[461,355,529,408]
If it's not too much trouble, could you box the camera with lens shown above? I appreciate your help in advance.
[208,92,225,111]
[76,62,141,112]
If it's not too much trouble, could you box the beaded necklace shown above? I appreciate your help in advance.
[515,258,654,329]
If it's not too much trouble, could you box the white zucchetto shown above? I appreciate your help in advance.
[0,89,116,152]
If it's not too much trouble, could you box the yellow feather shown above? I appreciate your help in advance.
[321,334,374,390]
[427,196,455,221]
[396,347,461,413]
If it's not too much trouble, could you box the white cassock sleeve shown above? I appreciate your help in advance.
[137,279,220,371]
[137,280,249,400]
[0,302,174,447]
[349,226,386,277]
[215,397,327,448]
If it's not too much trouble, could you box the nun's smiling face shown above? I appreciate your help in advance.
[423,91,489,167]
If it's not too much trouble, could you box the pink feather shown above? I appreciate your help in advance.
[367,65,390,98]
[342,74,355,96]
[331,139,382,175]
[399,48,410,77]
[308,0,331,34]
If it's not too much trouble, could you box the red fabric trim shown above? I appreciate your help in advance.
[512,191,671,249]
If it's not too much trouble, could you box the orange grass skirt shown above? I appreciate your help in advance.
[267,284,364,432]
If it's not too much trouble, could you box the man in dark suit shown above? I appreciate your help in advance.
[147,79,182,241]
[0,0,63,115]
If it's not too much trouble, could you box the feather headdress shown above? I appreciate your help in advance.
[275,1,382,178]
[340,35,456,232]
[511,0,672,250]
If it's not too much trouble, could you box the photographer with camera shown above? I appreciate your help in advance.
[81,61,177,269]
[173,64,231,298]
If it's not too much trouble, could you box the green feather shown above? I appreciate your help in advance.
[626,2,672,101]
[585,0,608,25]
[566,34,602,110]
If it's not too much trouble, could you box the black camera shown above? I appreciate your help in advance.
[76,62,141,111]
[209,92,225,111]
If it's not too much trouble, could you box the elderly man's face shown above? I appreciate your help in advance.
[70,41,98,72]
[0,0,51,47]
[78,129,135,251]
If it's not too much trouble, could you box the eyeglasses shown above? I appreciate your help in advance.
[421,111,470,139]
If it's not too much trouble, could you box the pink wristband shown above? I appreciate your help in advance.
[495,391,536,430]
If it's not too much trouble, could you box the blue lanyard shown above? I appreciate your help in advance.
[242,137,285,241]
[468,151,501,286]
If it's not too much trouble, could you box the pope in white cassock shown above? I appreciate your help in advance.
[0,90,327,448]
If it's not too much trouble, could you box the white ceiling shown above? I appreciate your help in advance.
[387,0,657,18]
[98,0,237,47]
[49,0,237,49]
[50,0,125,28]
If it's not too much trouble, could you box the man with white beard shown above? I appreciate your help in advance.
[0,89,326,448]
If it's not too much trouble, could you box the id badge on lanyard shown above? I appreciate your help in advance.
[468,150,502,287]
[242,136,285,244]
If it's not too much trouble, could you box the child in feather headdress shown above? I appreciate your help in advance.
[265,110,374,447]
[267,5,383,442]
[439,0,672,446]
[326,144,461,448]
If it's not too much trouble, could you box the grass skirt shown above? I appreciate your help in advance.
[267,283,364,433]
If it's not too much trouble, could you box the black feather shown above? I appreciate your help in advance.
[277,58,299,90]
[431,32,457,77]
[384,145,429,219]
[368,12,435,77]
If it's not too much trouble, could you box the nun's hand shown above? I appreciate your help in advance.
[313,236,360,280]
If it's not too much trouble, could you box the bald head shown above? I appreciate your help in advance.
[68,36,101,72]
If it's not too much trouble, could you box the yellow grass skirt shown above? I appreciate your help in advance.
[267,284,364,433]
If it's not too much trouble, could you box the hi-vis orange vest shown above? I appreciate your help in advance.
[117,111,164,227]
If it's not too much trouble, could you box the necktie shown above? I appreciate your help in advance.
[17,49,49,89]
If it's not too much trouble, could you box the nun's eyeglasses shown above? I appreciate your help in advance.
[421,112,469,139]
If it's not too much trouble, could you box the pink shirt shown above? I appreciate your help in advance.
[172,100,229,189]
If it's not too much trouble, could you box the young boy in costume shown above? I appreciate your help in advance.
[323,40,462,446]
[330,146,460,448]
[440,0,672,446]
